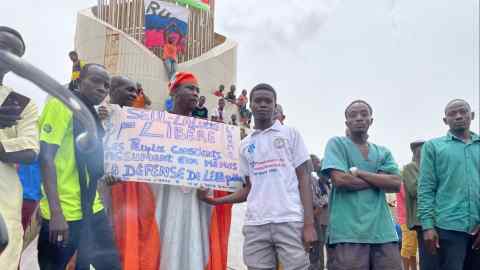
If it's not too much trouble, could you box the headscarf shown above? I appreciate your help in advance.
[168,72,198,95]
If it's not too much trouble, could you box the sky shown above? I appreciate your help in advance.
[1,0,479,165]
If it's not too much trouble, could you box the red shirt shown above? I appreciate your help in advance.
[214,90,224,97]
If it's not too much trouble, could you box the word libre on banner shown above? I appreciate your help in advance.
[103,106,243,192]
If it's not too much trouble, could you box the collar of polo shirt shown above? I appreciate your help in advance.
[251,120,282,136]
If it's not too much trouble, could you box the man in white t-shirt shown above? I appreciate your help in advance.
[198,83,317,270]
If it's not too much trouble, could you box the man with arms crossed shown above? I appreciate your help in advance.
[322,100,402,270]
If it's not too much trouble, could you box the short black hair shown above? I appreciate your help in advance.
[69,51,78,56]
[79,63,106,81]
[249,83,277,102]
[0,26,26,56]
[444,99,471,114]
[110,75,133,92]
[344,100,373,118]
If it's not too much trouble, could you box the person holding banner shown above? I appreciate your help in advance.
[198,83,317,270]
[102,75,161,270]
[138,71,232,270]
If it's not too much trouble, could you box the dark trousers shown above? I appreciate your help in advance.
[416,227,480,270]
[415,226,439,270]
[37,210,121,270]
[309,224,327,270]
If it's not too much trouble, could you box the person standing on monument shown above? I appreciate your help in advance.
[68,51,85,91]
[163,36,178,80]
[192,95,209,119]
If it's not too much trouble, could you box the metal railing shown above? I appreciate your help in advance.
[96,0,216,63]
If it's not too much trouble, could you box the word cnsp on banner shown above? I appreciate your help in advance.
[103,106,243,192]
[144,0,189,52]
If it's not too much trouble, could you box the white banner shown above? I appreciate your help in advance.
[103,106,243,192]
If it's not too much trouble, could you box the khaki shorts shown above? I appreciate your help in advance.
[327,242,402,270]
[243,222,309,270]
[400,224,418,258]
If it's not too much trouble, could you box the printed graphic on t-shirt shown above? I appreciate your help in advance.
[250,159,287,176]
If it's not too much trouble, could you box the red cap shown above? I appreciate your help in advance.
[168,72,199,95]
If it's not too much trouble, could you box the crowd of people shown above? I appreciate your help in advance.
[0,24,479,270]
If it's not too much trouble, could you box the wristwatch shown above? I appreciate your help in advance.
[349,167,359,177]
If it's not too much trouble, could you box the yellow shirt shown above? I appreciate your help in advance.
[39,98,103,221]
[70,60,85,81]
[0,85,39,222]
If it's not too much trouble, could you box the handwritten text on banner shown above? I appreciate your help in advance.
[104,106,243,192]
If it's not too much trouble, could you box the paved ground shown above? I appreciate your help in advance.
[20,204,248,270]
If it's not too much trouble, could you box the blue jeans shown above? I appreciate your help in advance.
[164,58,177,79]
[417,227,480,270]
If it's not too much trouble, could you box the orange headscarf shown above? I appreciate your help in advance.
[168,72,199,95]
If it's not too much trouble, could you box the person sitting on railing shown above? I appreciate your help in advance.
[68,51,85,91]
[213,84,225,97]
[192,95,208,119]
[211,98,226,123]
[225,84,236,103]
[229,114,238,126]
[237,89,250,126]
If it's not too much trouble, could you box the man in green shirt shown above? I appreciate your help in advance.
[322,100,402,270]
[402,140,440,270]
[418,99,480,270]
[38,64,121,270]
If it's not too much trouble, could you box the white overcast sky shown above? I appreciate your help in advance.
[1,0,479,165]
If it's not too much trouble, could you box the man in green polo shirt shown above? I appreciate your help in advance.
[38,64,121,270]
[322,100,402,270]
[418,99,480,270]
